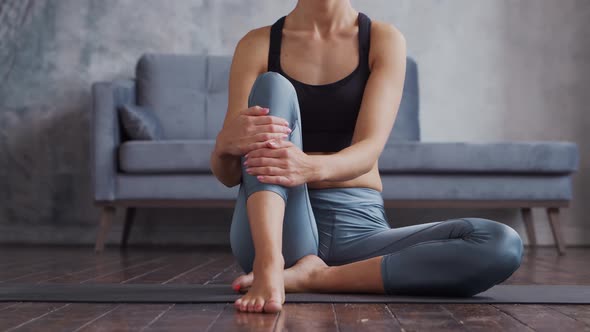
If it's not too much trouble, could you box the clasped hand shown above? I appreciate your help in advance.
[215,105,316,187]
[244,138,315,187]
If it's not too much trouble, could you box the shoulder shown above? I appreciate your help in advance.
[370,19,406,45]
[367,19,407,69]
[232,25,274,74]
[236,25,271,51]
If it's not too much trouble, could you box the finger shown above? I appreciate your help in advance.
[247,147,286,159]
[257,175,294,186]
[242,141,273,156]
[245,156,285,168]
[246,140,293,158]
[254,124,292,135]
[246,166,286,176]
[252,132,289,143]
[266,139,294,149]
[251,115,290,127]
[245,147,269,159]
[242,105,269,116]
[244,137,293,157]
[245,145,278,158]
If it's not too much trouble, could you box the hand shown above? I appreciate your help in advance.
[214,106,292,157]
[243,139,317,187]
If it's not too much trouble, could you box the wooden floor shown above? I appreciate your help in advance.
[0,246,589,332]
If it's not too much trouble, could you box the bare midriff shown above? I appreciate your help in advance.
[305,151,383,192]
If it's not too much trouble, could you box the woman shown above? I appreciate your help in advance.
[210,0,523,314]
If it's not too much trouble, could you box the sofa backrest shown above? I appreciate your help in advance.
[135,53,419,141]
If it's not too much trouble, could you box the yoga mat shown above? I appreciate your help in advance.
[0,283,588,304]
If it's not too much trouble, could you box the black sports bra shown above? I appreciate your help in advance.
[267,12,372,152]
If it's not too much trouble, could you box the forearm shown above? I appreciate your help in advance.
[210,141,242,188]
[309,140,379,182]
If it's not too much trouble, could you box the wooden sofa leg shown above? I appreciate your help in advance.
[121,207,136,250]
[521,207,537,247]
[547,207,566,256]
[95,206,116,253]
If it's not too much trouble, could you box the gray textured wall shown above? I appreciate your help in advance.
[1,0,588,246]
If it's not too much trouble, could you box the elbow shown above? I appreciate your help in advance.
[223,176,241,188]
[212,166,241,188]
[210,152,242,188]
[359,161,374,176]
[213,174,240,189]
[211,168,241,188]
[359,149,382,176]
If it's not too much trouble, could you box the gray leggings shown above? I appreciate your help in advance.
[230,72,524,297]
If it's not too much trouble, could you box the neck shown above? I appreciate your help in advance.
[290,0,357,33]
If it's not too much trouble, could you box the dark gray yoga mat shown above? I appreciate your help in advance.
[0,283,589,304]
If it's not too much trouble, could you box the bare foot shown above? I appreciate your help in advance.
[232,255,328,294]
[234,256,285,313]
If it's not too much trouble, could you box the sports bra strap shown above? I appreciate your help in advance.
[357,12,371,70]
[268,16,286,72]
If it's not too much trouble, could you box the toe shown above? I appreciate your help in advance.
[247,299,258,312]
[234,298,243,310]
[232,272,253,287]
[254,298,264,313]
[264,299,282,313]
[240,298,250,312]
[264,293,284,314]
[231,276,244,290]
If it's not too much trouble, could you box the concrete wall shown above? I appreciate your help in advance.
[1,0,588,246]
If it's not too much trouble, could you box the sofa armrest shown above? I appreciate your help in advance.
[90,79,136,202]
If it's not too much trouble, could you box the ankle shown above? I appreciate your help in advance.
[253,253,285,271]
[307,265,331,292]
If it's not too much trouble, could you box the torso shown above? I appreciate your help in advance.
[266,11,383,192]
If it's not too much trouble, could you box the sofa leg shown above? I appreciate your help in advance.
[121,207,136,250]
[95,206,116,253]
[521,207,537,247]
[547,207,566,256]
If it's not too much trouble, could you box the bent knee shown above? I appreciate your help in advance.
[252,71,296,96]
[465,217,524,273]
[248,72,299,122]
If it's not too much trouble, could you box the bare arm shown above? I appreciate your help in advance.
[210,30,265,187]
[310,23,407,182]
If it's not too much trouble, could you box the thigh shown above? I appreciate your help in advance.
[325,217,476,266]
[344,217,522,263]
[229,182,319,273]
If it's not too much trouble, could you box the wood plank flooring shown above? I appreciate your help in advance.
[0,245,589,331]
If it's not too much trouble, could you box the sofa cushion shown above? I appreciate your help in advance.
[379,141,579,174]
[119,139,215,174]
[136,54,208,139]
[135,54,232,140]
[380,174,574,201]
[119,140,578,175]
[118,104,164,140]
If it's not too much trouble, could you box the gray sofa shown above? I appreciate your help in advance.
[91,53,579,254]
